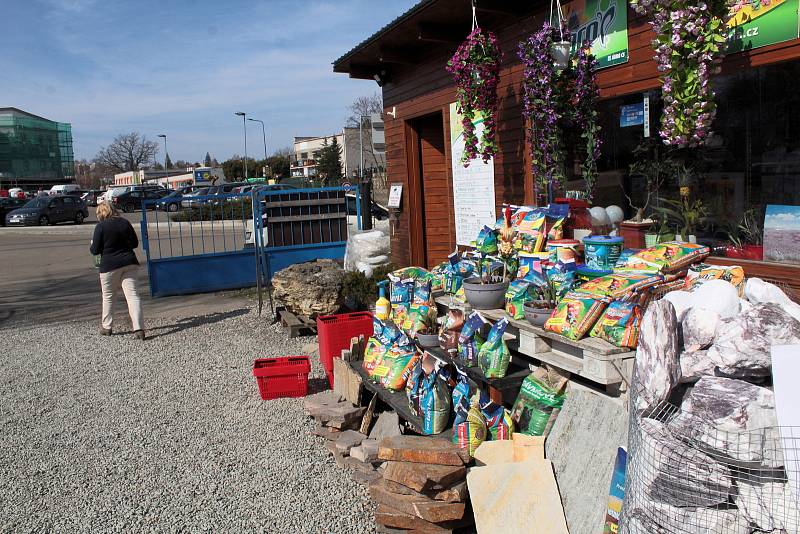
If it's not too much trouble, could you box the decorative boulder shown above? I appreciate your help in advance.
[736,479,800,532]
[681,308,720,351]
[624,500,749,534]
[679,350,709,384]
[271,259,345,318]
[662,290,694,321]
[633,300,681,414]
[745,277,800,323]
[700,303,800,379]
[637,418,732,508]
[690,279,741,319]
[668,377,780,467]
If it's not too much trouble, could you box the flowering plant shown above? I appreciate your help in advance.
[519,23,602,198]
[447,27,501,166]
[631,0,731,147]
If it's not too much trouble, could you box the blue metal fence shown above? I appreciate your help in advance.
[141,186,358,298]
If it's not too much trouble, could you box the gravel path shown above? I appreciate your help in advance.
[0,310,374,533]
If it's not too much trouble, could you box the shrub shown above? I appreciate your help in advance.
[341,264,396,311]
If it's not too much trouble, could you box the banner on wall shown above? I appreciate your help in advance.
[449,103,497,247]
[726,0,800,53]
[563,0,629,69]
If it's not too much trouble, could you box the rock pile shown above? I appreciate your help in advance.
[623,278,800,533]
[272,259,345,318]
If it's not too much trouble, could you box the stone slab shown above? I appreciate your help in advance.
[467,459,568,534]
[312,422,342,440]
[374,504,471,533]
[378,479,469,504]
[343,455,376,475]
[335,430,367,455]
[383,461,466,493]
[512,434,545,463]
[369,411,402,441]
[369,480,467,523]
[351,438,380,463]
[379,435,470,466]
[545,383,628,534]
[352,470,382,486]
[473,440,514,466]
[303,391,342,415]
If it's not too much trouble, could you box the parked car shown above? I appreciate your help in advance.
[49,184,81,195]
[0,197,27,226]
[5,195,89,226]
[113,189,172,212]
[180,187,211,208]
[155,190,187,212]
[81,190,103,206]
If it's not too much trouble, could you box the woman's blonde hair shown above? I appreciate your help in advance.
[96,201,119,221]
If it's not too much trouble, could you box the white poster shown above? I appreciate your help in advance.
[449,102,496,246]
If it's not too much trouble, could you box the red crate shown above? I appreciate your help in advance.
[317,311,373,387]
[252,356,311,400]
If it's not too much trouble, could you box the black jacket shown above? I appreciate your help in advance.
[90,217,140,273]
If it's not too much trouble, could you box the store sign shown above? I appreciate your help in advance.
[726,0,800,53]
[619,103,644,127]
[449,103,497,247]
[195,170,211,183]
[564,0,629,69]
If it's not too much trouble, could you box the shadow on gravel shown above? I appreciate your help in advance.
[307,377,331,396]
[145,308,250,339]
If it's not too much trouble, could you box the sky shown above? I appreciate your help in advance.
[1,0,417,162]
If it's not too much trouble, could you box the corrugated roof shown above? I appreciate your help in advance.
[332,0,437,69]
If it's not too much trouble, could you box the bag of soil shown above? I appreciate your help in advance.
[589,299,642,349]
[458,312,489,367]
[407,355,452,435]
[479,390,514,440]
[544,291,610,341]
[438,309,465,355]
[511,368,568,437]
[478,317,511,379]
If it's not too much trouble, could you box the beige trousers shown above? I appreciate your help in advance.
[99,264,144,331]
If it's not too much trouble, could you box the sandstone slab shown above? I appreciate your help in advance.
[382,461,466,493]
[312,421,342,440]
[374,504,470,533]
[379,479,469,503]
[378,435,470,466]
[473,440,514,466]
[369,481,467,523]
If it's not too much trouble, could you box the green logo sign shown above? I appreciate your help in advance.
[565,0,629,69]
[726,0,800,53]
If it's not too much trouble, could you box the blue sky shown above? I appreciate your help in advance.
[1,0,417,162]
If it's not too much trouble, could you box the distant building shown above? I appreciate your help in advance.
[113,166,225,188]
[292,118,385,181]
[0,107,74,190]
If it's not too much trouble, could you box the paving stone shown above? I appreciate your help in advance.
[369,480,467,523]
[378,436,470,466]
[335,430,367,455]
[378,479,469,503]
[343,455,376,475]
[473,440,514,466]
[351,438,379,463]
[303,391,343,416]
[374,504,472,533]
[383,461,466,493]
[324,440,339,456]
[369,411,402,440]
[312,422,342,440]
[352,469,382,486]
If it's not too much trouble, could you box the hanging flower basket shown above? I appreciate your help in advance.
[550,40,571,70]
[446,27,501,166]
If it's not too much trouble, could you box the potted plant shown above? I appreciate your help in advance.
[653,197,708,243]
[464,212,513,310]
[725,209,763,260]
[524,280,559,327]
[645,214,671,247]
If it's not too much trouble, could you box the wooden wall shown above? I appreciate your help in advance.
[380,4,800,268]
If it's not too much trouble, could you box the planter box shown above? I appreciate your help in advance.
[619,221,651,249]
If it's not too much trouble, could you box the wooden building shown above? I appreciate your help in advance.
[333,0,800,291]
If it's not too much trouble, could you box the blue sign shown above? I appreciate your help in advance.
[195,170,212,183]
[620,103,645,128]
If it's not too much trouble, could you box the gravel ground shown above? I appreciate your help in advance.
[0,309,374,533]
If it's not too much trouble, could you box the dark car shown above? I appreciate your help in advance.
[113,189,172,212]
[155,190,187,212]
[0,197,27,226]
[5,195,89,226]
[81,190,103,207]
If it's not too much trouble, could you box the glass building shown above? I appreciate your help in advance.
[0,107,74,189]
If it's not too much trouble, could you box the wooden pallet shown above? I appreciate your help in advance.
[434,295,635,395]
[276,307,317,338]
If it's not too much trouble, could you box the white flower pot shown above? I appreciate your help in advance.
[550,41,571,70]
[688,234,697,244]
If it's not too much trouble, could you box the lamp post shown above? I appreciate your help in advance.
[248,118,267,178]
[357,115,372,231]
[235,112,248,179]
[157,134,167,183]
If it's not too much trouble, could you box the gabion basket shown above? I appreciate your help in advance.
[621,380,800,534]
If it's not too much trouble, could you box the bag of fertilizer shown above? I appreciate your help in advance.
[477,317,511,379]
[376,346,419,391]
[511,371,567,437]
[479,391,514,440]
[407,358,452,435]
[458,312,488,367]
[438,309,465,355]
[453,391,487,457]
[589,299,642,349]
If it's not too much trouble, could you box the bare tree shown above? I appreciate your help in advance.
[93,132,159,172]
[345,94,387,189]
[345,93,383,127]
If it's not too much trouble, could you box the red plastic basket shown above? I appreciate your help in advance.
[252,356,311,400]
[316,311,373,387]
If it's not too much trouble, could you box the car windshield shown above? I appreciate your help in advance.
[24,198,49,208]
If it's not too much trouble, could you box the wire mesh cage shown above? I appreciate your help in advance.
[621,379,800,534]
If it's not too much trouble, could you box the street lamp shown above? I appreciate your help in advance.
[234,112,248,179]
[248,118,267,178]
[157,134,167,180]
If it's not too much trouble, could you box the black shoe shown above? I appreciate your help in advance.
[100,327,112,336]
[134,330,146,341]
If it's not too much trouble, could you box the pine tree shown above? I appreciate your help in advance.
[165,153,173,169]
[316,136,343,185]
[204,152,212,167]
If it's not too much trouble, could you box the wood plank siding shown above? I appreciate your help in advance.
[355,2,800,267]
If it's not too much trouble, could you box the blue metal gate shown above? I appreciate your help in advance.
[141,186,358,298]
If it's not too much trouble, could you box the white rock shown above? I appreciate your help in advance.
[745,277,800,322]
[624,501,749,534]
[690,279,740,319]
[662,291,694,321]
[681,308,720,350]
[679,350,709,384]
[633,300,681,414]
[736,479,800,532]
[668,377,780,466]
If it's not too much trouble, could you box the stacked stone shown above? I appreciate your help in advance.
[622,278,800,533]
[371,436,474,534]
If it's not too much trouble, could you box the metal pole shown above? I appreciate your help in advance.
[235,112,248,180]
[359,116,364,180]
[249,118,267,178]
[158,134,167,185]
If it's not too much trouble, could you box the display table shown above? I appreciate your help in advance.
[434,295,636,395]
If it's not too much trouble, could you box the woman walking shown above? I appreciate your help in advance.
[90,202,145,339]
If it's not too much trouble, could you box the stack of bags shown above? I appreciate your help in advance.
[369,435,474,533]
